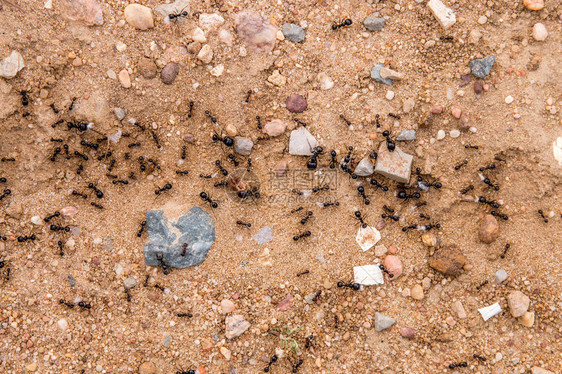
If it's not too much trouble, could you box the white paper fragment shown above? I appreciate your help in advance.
[478,302,502,321]
[354,265,384,285]
[356,226,381,251]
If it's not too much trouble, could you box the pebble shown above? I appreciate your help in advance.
[267,70,286,87]
[477,15,488,24]
[138,362,156,374]
[61,206,78,217]
[374,143,413,183]
[67,274,76,287]
[123,277,138,289]
[154,0,190,20]
[430,105,444,114]
[220,346,232,361]
[276,295,293,311]
[470,56,495,79]
[114,41,127,52]
[469,29,482,44]
[374,312,396,331]
[282,23,305,43]
[421,233,438,247]
[451,107,462,118]
[263,119,287,137]
[107,69,117,80]
[385,90,395,100]
[356,226,381,252]
[225,124,237,137]
[210,64,224,77]
[523,0,544,10]
[25,362,38,372]
[289,126,318,155]
[44,0,52,9]
[427,0,456,29]
[57,318,69,330]
[161,62,179,84]
[383,255,403,279]
[505,95,514,104]
[192,27,207,43]
[199,13,225,31]
[399,327,415,339]
[118,69,131,88]
[225,314,251,339]
[233,137,254,156]
[354,158,374,176]
[274,160,288,176]
[59,0,103,26]
[30,216,42,225]
[318,73,334,90]
[0,50,25,79]
[197,44,213,64]
[451,300,467,319]
[494,269,508,284]
[286,94,308,113]
[411,284,424,300]
[428,245,466,276]
[380,67,404,81]
[144,207,215,268]
[519,311,535,327]
[113,108,126,121]
[139,57,157,79]
[436,129,446,140]
[370,64,394,86]
[184,133,195,143]
[374,244,387,257]
[219,29,234,45]
[124,4,154,30]
[235,11,277,54]
[479,302,502,321]
[396,129,416,141]
[221,299,236,314]
[450,129,460,138]
[253,226,272,244]
[474,81,483,94]
[363,16,385,31]
[479,214,499,244]
[402,98,415,113]
[507,290,530,318]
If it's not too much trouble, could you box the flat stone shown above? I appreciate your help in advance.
[199,13,225,31]
[285,93,307,113]
[470,56,495,79]
[225,314,251,339]
[235,11,277,54]
[59,0,104,26]
[374,142,413,183]
[282,23,305,42]
[356,226,380,251]
[374,312,395,331]
[162,335,171,347]
[354,265,384,285]
[396,129,416,141]
[363,16,385,31]
[124,4,154,30]
[0,51,25,79]
[289,127,318,156]
[144,206,215,268]
[113,108,126,120]
[253,226,272,244]
[233,137,254,156]
[354,158,374,176]
[507,290,530,318]
[494,269,508,284]
[267,70,286,86]
[427,0,456,29]
[379,67,404,80]
[318,72,334,90]
[451,300,467,319]
[370,64,394,86]
[428,245,466,276]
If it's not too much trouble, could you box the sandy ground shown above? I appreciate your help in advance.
[0,0,561,373]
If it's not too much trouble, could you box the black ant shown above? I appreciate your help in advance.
[478,196,500,209]
[169,5,189,20]
[264,355,278,372]
[440,36,454,41]
[236,221,252,227]
[131,120,145,131]
[388,112,401,119]
[125,288,131,302]
[465,145,479,149]
[476,280,488,290]
[154,284,166,291]
[155,183,172,195]
[297,270,310,277]
[370,179,389,191]
[329,150,337,169]
[50,225,71,232]
[337,281,360,290]
[402,223,440,232]
[19,90,29,106]
[72,190,88,199]
[479,164,496,171]
[312,290,321,302]
[1,157,15,162]
[215,160,228,176]
[212,132,234,147]
[176,170,189,176]
[238,187,260,200]
[52,119,64,128]
[332,18,352,30]
[482,177,499,191]
[58,241,64,256]
[340,114,352,127]
[382,130,395,152]
[0,177,5,183]
[128,142,141,148]
[137,157,145,172]
[292,359,304,373]
[76,164,84,175]
[155,253,170,275]
[245,89,252,103]
[90,202,103,209]
[68,97,77,111]
[416,168,442,190]
[50,103,59,113]
[17,234,36,242]
[200,192,218,208]
[375,114,381,128]
[88,183,104,198]
[334,315,338,328]
[98,152,112,161]
[379,264,394,278]
[397,189,421,201]
[247,158,252,171]
[256,116,262,129]
[382,213,399,221]
[473,354,486,362]
[312,185,329,193]
[354,211,367,228]
[454,160,468,170]
[188,101,194,117]
[74,151,89,161]
[44,211,60,222]
[307,146,323,170]
[500,243,510,259]
[199,174,213,179]
[180,242,189,256]
[151,131,162,149]
[227,153,239,166]
[323,201,340,207]
[78,301,91,309]
[59,299,75,308]
[300,211,313,225]
[293,231,311,241]
[80,140,98,150]
[177,313,193,318]
[449,362,467,369]
[50,138,63,143]
[357,186,370,205]
[538,209,548,223]
[0,189,11,201]
[460,185,474,194]
[294,118,307,127]
[490,211,508,221]
[214,181,228,187]
[305,335,314,349]
[143,275,150,287]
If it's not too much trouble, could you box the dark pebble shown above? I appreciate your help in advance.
[285,94,307,113]
[161,62,180,85]
[473,81,483,94]
[469,55,495,79]
[459,74,472,87]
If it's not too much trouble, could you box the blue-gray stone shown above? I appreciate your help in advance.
[282,23,306,43]
[370,64,394,86]
[396,129,416,141]
[144,206,215,268]
[67,274,76,287]
[470,56,495,79]
[363,16,385,31]
[253,226,272,244]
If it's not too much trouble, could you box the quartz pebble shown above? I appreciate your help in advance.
[356,226,381,251]
[199,13,225,31]
[57,318,69,330]
[0,51,25,79]
[267,70,286,86]
[505,95,514,104]
[436,129,446,140]
[219,29,234,45]
[478,302,502,321]
[399,327,415,339]
[353,158,374,176]
[61,206,78,217]
[374,143,413,184]
[363,16,385,31]
[123,277,138,289]
[124,4,154,30]
[221,299,236,313]
[225,314,251,339]
[450,129,460,138]
[60,0,104,26]
[396,129,416,141]
[507,290,530,318]
[374,312,396,331]
[30,216,42,225]
[427,0,456,29]
[494,269,508,284]
[235,11,277,54]
[519,311,535,327]
[118,69,131,88]
[451,300,467,319]
[318,73,334,90]
[479,214,499,244]
[385,90,395,100]
[411,284,424,300]
[197,44,213,64]
[191,27,207,43]
[114,108,126,120]
[282,23,306,43]
[289,127,318,155]
[402,98,415,113]
[210,64,224,77]
[253,226,272,244]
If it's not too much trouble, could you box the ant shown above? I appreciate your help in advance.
[143,275,150,287]
[88,183,104,198]
[131,120,145,131]
[490,211,508,221]
[68,97,77,111]
[154,284,166,291]
[125,288,131,302]
[465,145,479,149]
[0,177,5,183]
[0,189,11,201]
[58,241,64,256]
[264,355,278,372]
[355,211,367,228]
[1,157,15,162]
[454,160,468,170]
[305,335,314,349]
[449,362,467,369]
[59,299,75,308]
[473,354,486,362]
[214,181,228,187]
[332,18,352,30]
[176,170,189,176]
[236,220,252,227]
[294,118,307,127]
[291,207,304,213]
[155,253,170,275]
[460,185,474,194]
[340,114,352,127]
[478,196,500,209]
[292,359,304,373]
[74,151,89,161]
[50,103,59,113]
[416,168,442,190]
[357,186,370,205]
[537,209,548,223]
[187,101,194,117]
[212,132,234,147]
[476,280,488,290]
[388,112,401,119]
[98,151,112,161]
[334,315,339,328]
[215,160,228,176]
[177,313,193,318]
[397,189,421,201]
[112,179,129,185]
[329,150,337,169]
[44,211,60,222]
[17,234,36,242]
[293,231,311,241]
[370,179,388,191]
[179,242,190,256]
[312,185,329,193]
[479,164,496,171]
[72,190,88,199]
[19,90,29,106]
[500,243,510,259]
[382,130,395,152]
[227,153,239,167]
[440,36,454,41]
[151,131,162,149]
[296,270,310,277]
[375,114,381,128]
[337,281,360,290]
[78,301,91,309]
[238,187,260,200]
[128,142,141,148]
[200,192,218,208]
[155,183,172,195]
[307,146,323,170]
[169,5,189,21]
[199,174,213,179]
[50,225,71,232]
[90,202,103,209]
[379,264,394,278]
[256,116,262,129]
[482,177,499,190]
[137,221,146,237]
[323,201,340,207]
[80,140,98,150]
[382,213,399,221]
[245,89,252,103]
[300,211,313,225]
[312,290,322,302]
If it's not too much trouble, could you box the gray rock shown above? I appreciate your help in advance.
[0,51,25,79]
[144,206,215,268]
[253,226,272,244]
[123,277,138,289]
[396,129,416,141]
[67,274,76,287]
[162,335,171,347]
[288,127,319,156]
[282,23,305,42]
[374,312,396,331]
[113,107,126,121]
[494,269,508,284]
[354,158,374,176]
[161,62,180,84]
[370,64,394,86]
[470,56,495,79]
[225,314,251,339]
[234,136,254,156]
[363,16,385,31]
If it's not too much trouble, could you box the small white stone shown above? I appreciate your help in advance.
[107,70,117,80]
[478,15,488,24]
[192,27,207,43]
[57,318,69,330]
[115,41,127,52]
[532,23,548,41]
[44,0,52,9]
[385,90,395,100]
[505,95,514,104]
[437,129,446,140]
[30,216,43,225]
[427,0,456,29]
[197,44,213,64]
[450,129,460,138]
[354,265,384,285]
[210,64,224,77]
[478,302,502,321]
[318,73,334,90]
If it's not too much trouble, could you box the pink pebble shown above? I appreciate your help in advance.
[483,84,490,92]
[92,257,101,265]
[388,245,398,254]
[61,206,78,217]
[263,119,287,137]
[383,255,403,279]
[276,294,293,311]
[274,160,288,176]
[430,105,444,114]
[399,327,416,339]
[220,299,236,314]
[451,107,462,119]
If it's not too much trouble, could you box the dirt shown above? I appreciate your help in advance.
[0,0,561,373]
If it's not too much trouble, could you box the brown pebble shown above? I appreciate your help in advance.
[383,255,403,279]
[375,220,386,230]
[459,74,472,87]
[161,62,180,85]
[138,361,156,374]
[183,133,195,143]
[399,327,416,339]
[92,257,101,265]
[61,206,78,217]
[388,245,397,254]
[430,105,444,114]
[285,94,307,113]
[428,245,466,276]
[138,57,157,79]
[474,81,483,94]
[478,214,499,244]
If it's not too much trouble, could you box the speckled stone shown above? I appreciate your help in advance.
[370,64,394,86]
[470,56,495,79]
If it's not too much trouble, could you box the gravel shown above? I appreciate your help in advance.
[282,23,305,42]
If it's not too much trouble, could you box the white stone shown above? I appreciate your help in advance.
[44,0,52,9]
[210,64,224,77]
[57,318,69,330]
[532,23,548,41]
[107,69,117,80]
[450,129,460,138]
[505,95,514,104]
[115,41,127,52]
[494,269,508,284]
[219,29,234,45]
[318,73,334,90]
[356,226,381,251]
[354,265,384,285]
[374,142,413,184]
[354,158,374,176]
[30,216,42,225]
[436,129,446,140]
[199,13,225,31]
[124,4,154,30]
[427,0,456,29]
[553,137,562,166]
[385,90,395,100]
[197,44,213,64]
[478,302,502,321]
[0,51,25,79]
[477,15,487,24]
[288,127,318,156]
[192,27,207,43]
